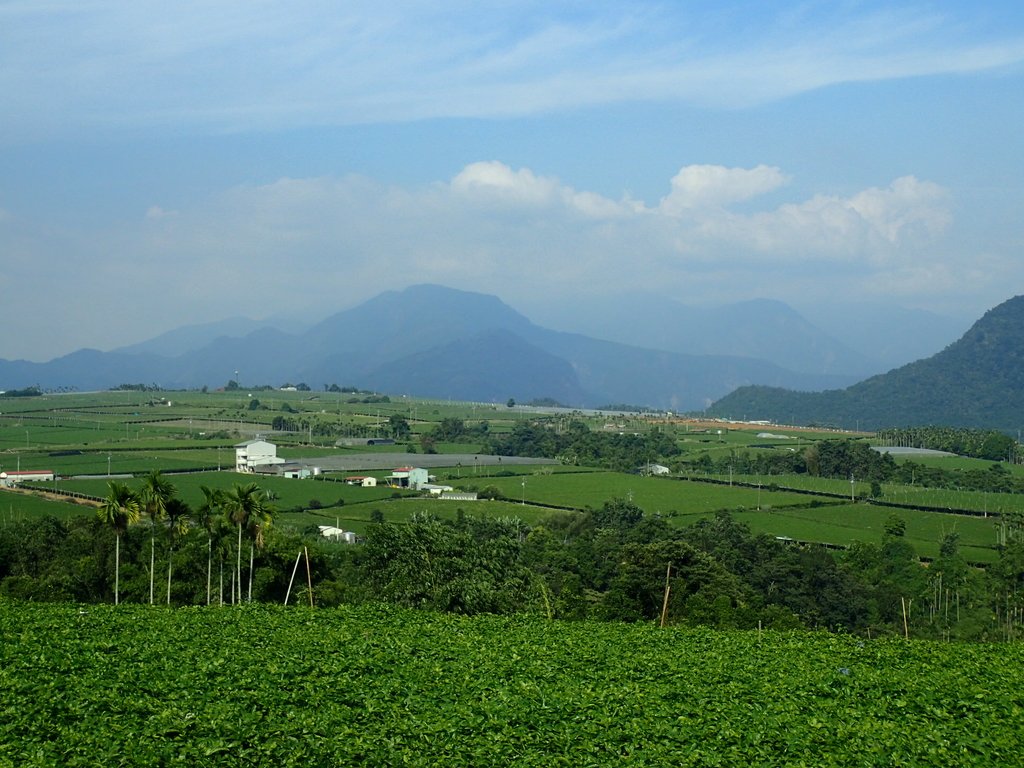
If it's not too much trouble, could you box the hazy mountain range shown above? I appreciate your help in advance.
[0,284,975,413]
[709,295,1024,433]
[520,294,968,378]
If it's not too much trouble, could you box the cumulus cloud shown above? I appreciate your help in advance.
[451,161,636,218]
[451,162,562,206]
[126,163,955,295]
[848,176,951,243]
[0,159,993,361]
[624,165,951,269]
[658,164,789,214]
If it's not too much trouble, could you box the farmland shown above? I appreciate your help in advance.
[1,602,1021,766]
[3,388,1024,643]
[0,389,1020,560]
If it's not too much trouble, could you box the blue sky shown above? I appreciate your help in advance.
[2,1,1023,360]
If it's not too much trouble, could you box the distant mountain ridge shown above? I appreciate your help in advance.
[523,293,874,376]
[521,293,973,378]
[0,284,913,410]
[708,295,1024,432]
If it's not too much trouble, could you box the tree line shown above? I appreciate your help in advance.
[482,419,680,471]
[876,426,1019,462]
[13,472,277,607]
[688,439,1024,496]
[5,490,1024,641]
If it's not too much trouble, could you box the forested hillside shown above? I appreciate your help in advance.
[708,295,1024,432]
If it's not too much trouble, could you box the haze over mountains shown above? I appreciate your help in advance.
[0,284,978,416]
[521,294,969,377]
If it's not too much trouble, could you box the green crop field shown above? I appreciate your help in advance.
[0,489,91,523]
[720,472,1024,516]
[55,472,404,512]
[1,602,1021,766]
[885,485,1024,515]
[204,497,551,537]
[3,390,1022,570]
[480,471,822,514]
[732,503,999,563]
[4,465,1006,565]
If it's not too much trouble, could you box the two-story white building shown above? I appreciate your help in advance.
[235,439,285,473]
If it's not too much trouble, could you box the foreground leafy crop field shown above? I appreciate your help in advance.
[1,603,1021,766]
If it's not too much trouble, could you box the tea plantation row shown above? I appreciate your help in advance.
[1,602,1021,766]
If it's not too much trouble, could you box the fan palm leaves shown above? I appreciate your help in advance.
[140,470,177,604]
[195,485,224,605]
[140,470,176,522]
[221,482,274,603]
[163,497,191,605]
[97,481,141,605]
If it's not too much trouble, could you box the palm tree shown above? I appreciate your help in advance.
[194,485,223,605]
[97,481,141,605]
[220,482,273,603]
[140,470,176,604]
[244,498,274,602]
[163,497,191,605]
[140,469,175,520]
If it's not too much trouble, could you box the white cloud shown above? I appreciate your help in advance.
[451,161,636,218]
[659,165,789,214]
[643,170,951,267]
[451,162,562,206]
[848,176,951,243]
[0,160,1003,361]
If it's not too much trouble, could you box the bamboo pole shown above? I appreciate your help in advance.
[660,562,672,628]
[901,596,910,640]
[284,550,303,606]
[206,539,212,606]
[304,546,314,608]
[247,544,254,602]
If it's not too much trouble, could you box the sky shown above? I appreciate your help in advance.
[2,1,1024,361]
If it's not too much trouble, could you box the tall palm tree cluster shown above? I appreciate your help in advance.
[97,471,273,606]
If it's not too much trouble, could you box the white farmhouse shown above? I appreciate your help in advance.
[389,466,429,490]
[235,439,285,473]
[0,470,55,486]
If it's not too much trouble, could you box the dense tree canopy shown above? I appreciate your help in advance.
[484,419,680,471]
[3,485,1023,640]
